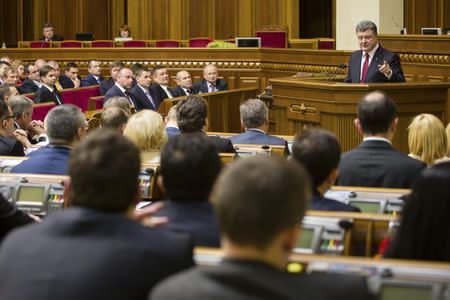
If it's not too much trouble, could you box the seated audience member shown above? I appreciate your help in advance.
[35,59,47,71]
[0,57,12,65]
[150,67,175,103]
[151,156,373,300]
[100,106,128,134]
[1,67,20,95]
[0,85,12,102]
[130,68,158,111]
[291,129,360,212]
[0,100,28,156]
[46,60,63,91]
[119,24,132,38]
[0,61,11,85]
[230,99,286,145]
[18,64,42,94]
[337,91,425,188]
[11,60,25,84]
[100,61,125,95]
[408,113,448,165]
[9,95,47,145]
[39,23,64,41]
[82,60,104,86]
[155,133,221,247]
[0,193,34,243]
[59,62,81,89]
[104,67,135,107]
[177,95,236,153]
[0,130,194,300]
[384,162,450,262]
[11,104,86,175]
[103,96,133,116]
[33,65,63,105]
[123,110,167,153]
[172,70,196,96]
[193,64,228,93]
[165,105,180,137]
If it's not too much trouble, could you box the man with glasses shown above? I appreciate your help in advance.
[0,100,29,156]
[33,65,63,105]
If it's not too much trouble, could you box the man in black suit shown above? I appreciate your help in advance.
[100,61,125,95]
[58,62,81,89]
[0,99,28,156]
[172,70,196,97]
[154,133,221,247]
[150,66,175,104]
[344,20,405,83]
[193,64,228,94]
[104,67,136,108]
[129,68,159,111]
[176,95,236,153]
[18,64,42,94]
[0,130,194,300]
[33,65,63,105]
[0,193,34,243]
[151,156,374,300]
[337,91,425,188]
[81,60,104,86]
[292,128,360,212]
[39,23,64,42]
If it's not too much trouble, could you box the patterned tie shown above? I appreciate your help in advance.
[360,53,370,83]
[145,90,156,109]
[209,83,216,92]
[53,90,62,105]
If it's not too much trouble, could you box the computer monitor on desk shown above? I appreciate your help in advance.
[421,28,442,35]
[235,37,261,47]
[75,32,94,41]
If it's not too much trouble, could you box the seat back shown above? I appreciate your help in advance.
[60,86,100,111]
[189,37,214,47]
[123,40,147,47]
[32,102,56,121]
[59,40,83,48]
[155,40,181,47]
[91,40,114,47]
[30,41,50,48]
[255,25,288,48]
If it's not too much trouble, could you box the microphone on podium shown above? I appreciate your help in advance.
[327,64,348,81]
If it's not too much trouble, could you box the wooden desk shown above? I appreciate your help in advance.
[379,34,450,52]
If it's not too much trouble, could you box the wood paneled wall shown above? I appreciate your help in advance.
[405,0,450,34]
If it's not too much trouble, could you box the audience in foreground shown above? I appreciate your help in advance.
[0,130,194,300]
[384,162,450,262]
[151,156,373,300]
[155,133,221,247]
[337,90,425,188]
[100,106,129,134]
[292,129,360,212]
[164,104,180,137]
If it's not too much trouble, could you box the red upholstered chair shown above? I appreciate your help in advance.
[60,86,100,112]
[60,40,83,48]
[155,40,181,47]
[255,25,288,48]
[189,37,214,47]
[32,103,56,121]
[89,96,105,109]
[30,41,50,48]
[123,40,147,47]
[91,40,114,47]
[318,39,335,50]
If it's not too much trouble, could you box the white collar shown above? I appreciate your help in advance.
[114,82,127,93]
[247,128,266,134]
[363,136,391,145]
[43,84,54,92]
[364,43,379,58]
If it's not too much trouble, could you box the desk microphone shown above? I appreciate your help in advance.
[327,64,348,81]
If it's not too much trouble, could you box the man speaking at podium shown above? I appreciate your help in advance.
[344,20,405,83]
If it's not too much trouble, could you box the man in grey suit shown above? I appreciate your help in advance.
[151,156,374,300]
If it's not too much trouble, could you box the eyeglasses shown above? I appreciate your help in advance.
[2,115,16,121]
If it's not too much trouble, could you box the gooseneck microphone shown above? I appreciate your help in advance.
[327,64,348,81]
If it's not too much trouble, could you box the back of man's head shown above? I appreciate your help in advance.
[103,96,132,115]
[68,130,140,213]
[39,65,54,78]
[240,99,268,129]
[45,104,85,145]
[211,156,310,249]
[8,95,33,118]
[100,106,128,132]
[161,133,221,202]
[176,95,207,133]
[358,91,397,135]
[291,129,341,189]
[0,85,11,101]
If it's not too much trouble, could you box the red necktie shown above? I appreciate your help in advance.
[360,53,369,83]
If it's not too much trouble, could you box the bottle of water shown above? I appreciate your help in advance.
[1,42,6,48]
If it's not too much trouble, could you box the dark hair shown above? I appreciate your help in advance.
[151,66,166,77]
[68,130,140,213]
[100,106,128,129]
[212,156,311,249]
[0,98,10,120]
[39,65,54,77]
[177,95,207,132]
[42,23,54,29]
[0,85,11,101]
[130,63,145,75]
[385,162,450,262]
[292,129,341,188]
[119,24,131,35]
[134,67,149,78]
[65,62,79,71]
[358,91,397,135]
[110,61,125,71]
[0,61,11,67]
[161,133,221,202]
[87,60,100,69]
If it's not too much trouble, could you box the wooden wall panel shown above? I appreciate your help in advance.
[0,0,20,46]
[80,0,112,40]
[214,0,237,39]
[188,0,212,38]
[405,0,449,34]
[47,0,80,40]
[252,0,280,31]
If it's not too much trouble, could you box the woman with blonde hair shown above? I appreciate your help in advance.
[11,60,25,84]
[123,110,167,162]
[408,113,448,165]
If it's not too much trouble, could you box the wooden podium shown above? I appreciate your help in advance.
[269,77,450,152]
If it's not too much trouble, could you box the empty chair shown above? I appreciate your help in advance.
[60,40,83,48]
[123,40,147,47]
[189,37,214,47]
[255,25,288,48]
[91,40,114,47]
[155,40,181,47]
[30,41,50,48]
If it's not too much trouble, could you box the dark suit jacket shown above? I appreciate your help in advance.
[0,207,194,300]
[129,84,158,111]
[104,85,137,107]
[230,129,286,146]
[311,190,360,212]
[154,200,220,247]
[208,135,236,154]
[58,75,82,89]
[337,140,426,188]
[81,74,104,87]
[151,259,374,300]
[149,84,175,104]
[0,137,25,156]
[0,194,34,243]
[33,85,63,105]
[18,79,40,94]
[100,78,115,95]
[193,79,229,94]
[172,86,196,97]
[344,45,405,83]
[39,35,64,41]
[11,145,71,175]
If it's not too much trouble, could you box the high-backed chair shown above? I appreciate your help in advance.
[255,25,288,48]
[123,40,147,47]
[189,37,214,47]
[91,40,114,47]
[30,41,50,48]
[32,102,56,121]
[155,40,181,47]
[318,38,335,50]
[60,40,83,48]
